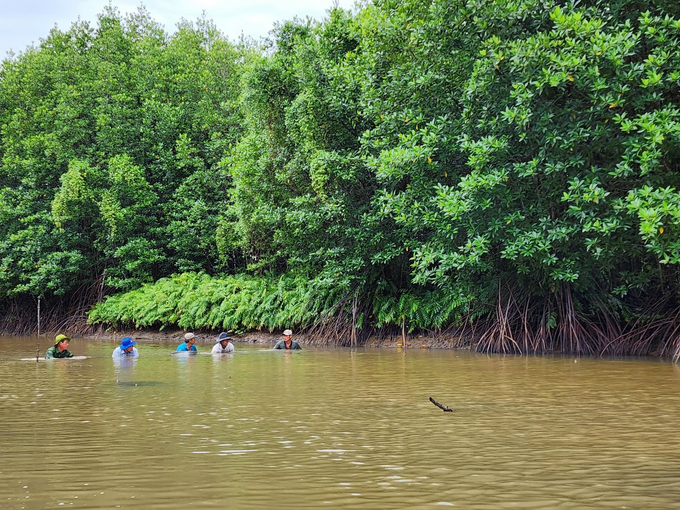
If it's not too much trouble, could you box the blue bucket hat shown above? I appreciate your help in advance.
[217,332,231,342]
[120,337,137,350]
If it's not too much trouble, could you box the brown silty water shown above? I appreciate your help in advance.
[1,335,680,509]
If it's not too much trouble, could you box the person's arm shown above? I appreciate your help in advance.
[293,343,302,350]
[210,344,219,354]
[191,345,197,352]
[44,347,54,359]
[226,343,234,352]
[273,341,282,349]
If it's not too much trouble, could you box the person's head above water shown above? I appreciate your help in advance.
[120,337,137,353]
[217,332,231,348]
[54,334,70,352]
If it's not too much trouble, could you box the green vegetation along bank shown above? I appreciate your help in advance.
[2,1,680,359]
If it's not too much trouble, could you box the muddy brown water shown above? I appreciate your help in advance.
[2,335,680,509]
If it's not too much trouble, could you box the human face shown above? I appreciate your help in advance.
[57,340,69,352]
[187,338,195,347]
[284,335,292,342]
[124,346,135,354]
[220,340,229,348]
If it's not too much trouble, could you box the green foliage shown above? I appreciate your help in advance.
[5,1,680,354]
[0,6,247,298]
[397,2,680,310]
[88,271,347,332]
[228,10,376,285]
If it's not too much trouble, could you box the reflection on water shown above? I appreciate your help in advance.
[2,336,680,509]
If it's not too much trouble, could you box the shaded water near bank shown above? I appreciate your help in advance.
[2,336,680,509]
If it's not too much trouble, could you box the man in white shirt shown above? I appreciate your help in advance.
[112,337,139,358]
[211,332,235,354]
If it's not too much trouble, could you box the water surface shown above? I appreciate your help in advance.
[2,336,680,509]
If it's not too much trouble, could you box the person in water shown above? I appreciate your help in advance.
[176,332,198,352]
[273,329,301,350]
[112,337,139,358]
[211,332,234,354]
[44,334,74,359]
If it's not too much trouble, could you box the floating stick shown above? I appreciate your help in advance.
[429,396,454,412]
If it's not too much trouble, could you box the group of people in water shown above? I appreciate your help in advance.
[43,329,302,359]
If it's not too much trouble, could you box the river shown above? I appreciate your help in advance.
[1,335,680,509]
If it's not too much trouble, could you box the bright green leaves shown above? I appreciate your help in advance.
[454,2,680,299]
[625,186,680,264]
[5,0,680,344]
[50,155,162,291]
[0,7,246,300]
[52,160,98,229]
[100,155,157,240]
[88,272,347,332]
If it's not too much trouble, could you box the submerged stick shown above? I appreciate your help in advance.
[429,396,454,412]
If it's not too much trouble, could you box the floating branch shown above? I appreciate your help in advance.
[429,396,454,412]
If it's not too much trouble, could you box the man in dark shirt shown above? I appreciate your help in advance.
[273,329,302,350]
[44,334,74,359]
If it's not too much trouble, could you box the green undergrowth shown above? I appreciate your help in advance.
[88,272,343,332]
[87,271,476,335]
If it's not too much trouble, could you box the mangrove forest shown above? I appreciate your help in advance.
[2,0,680,357]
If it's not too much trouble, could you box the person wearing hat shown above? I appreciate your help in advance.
[273,329,301,350]
[211,332,235,354]
[112,337,139,358]
[44,334,74,359]
[176,332,198,352]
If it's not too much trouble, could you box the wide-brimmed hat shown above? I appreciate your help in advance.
[55,334,71,344]
[120,337,137,350]
[184,333,196,341]
[283,329,293,336]
[217,332,231,343]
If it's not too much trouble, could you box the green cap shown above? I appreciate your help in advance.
[55,334,71,344]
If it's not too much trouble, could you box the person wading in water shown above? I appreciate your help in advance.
[273,329,301,350]
[211,332,235,354]
[44,334,74,359]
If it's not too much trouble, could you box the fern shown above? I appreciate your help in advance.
[88,271,480,336]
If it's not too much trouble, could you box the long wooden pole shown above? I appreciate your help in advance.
[36,298,41,362]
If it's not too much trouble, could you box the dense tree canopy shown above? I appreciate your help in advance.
[2,1,680,357]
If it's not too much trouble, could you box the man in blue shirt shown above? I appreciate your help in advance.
[176,332,198,352]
